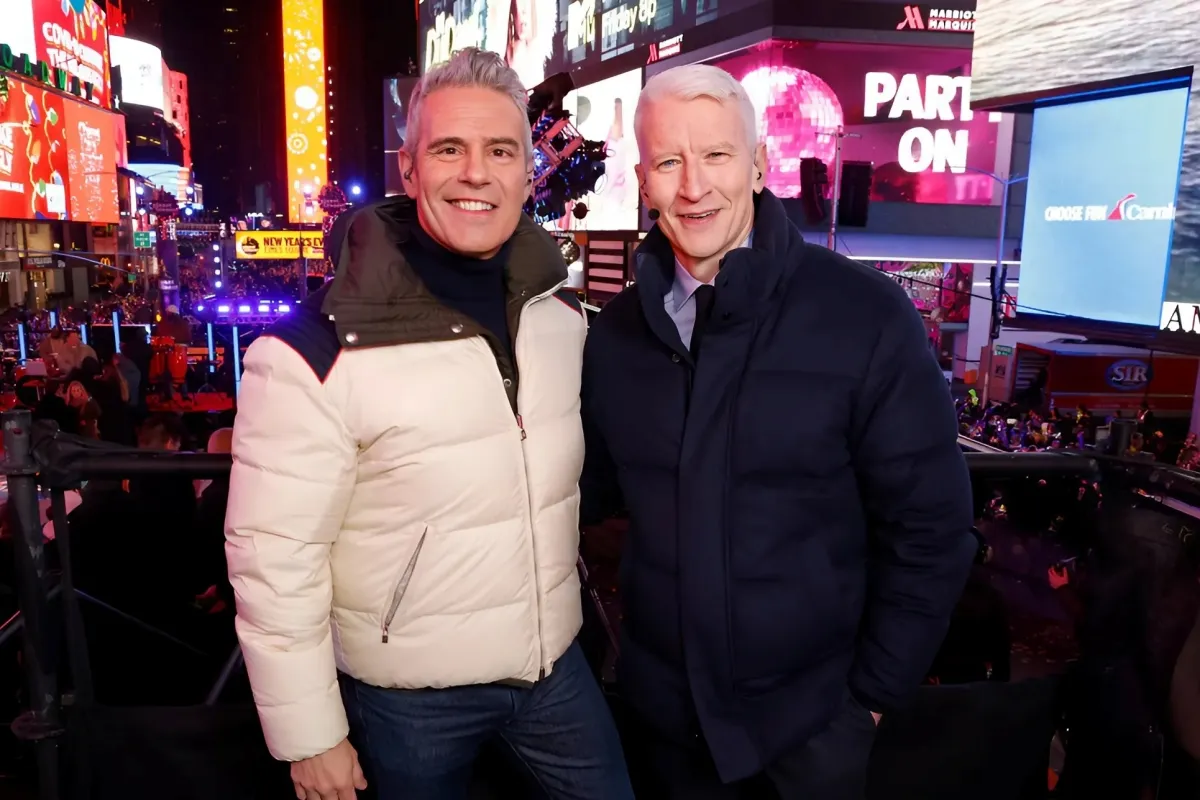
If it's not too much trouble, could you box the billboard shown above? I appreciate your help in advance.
[710,40,1012,205]
[556,0,757,74]
[1017,87,1189,328]
[556,68,642,231]
[234,230,323,260]
[0,73,70,219]
[0,0,112,107]
[283,0,329,223]
[64,100,121,222]
[420,0,537,82]
[383,76,419,197]
[970,0,1200,324]
[110,35,164,111]
[418,0,758,82]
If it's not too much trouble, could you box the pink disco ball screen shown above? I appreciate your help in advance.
[710,40,1013,206]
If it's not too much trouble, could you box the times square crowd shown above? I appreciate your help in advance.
[178,260,303,309]
[958,389,1200,467]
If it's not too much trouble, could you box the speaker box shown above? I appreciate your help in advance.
[799,157,829,224]
[838,161,874,227]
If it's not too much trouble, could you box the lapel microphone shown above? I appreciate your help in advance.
[648,208,660,221]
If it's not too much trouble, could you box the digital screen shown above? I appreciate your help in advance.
[234,230,323,260]
[420,0,556,89]
[383,76,419,197]
[553,68,641,231]
[0,73,70,220]
[0,0,112,108]
[971,0,1200,319]
[418,0,757,82]
[110,36,165,111]
[127,162,189,198]
[554,0,757,74]
[282,0,328,223]
[709,41,1012,206]
[64,100,120,222]
[1017,87,1189,327]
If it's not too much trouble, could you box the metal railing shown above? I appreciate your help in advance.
[1,410,231,800]
[0,409,1113,800]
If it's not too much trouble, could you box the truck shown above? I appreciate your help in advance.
[980,341,1200,417]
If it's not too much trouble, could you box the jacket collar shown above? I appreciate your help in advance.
[320,196,566,348]
[634,188,805,347]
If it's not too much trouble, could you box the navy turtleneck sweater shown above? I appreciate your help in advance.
[404,223,512,356]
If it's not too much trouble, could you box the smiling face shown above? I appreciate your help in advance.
[636,94,766,281]
[67,381,87,407]
[398,85,532,259]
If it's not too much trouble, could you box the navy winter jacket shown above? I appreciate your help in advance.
[580,189,976,782]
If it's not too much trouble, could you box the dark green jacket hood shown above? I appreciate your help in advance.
[320,196,567,349]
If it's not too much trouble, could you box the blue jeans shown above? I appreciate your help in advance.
[341,640,634,800]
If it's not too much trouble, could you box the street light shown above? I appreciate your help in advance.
[963,166,1028,406]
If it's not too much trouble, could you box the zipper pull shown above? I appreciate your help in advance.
[517,414,527,441]
[381,630,389,644]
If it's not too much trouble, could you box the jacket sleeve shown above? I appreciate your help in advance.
[579,329,624,526]
[225,336,357,761]
[847,300,976,713]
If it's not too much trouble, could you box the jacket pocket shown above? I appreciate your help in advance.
[381,526,429,643]
[729,537,850,693]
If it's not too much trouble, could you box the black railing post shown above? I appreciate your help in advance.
[2,409,61,800]
[51,489,93,705]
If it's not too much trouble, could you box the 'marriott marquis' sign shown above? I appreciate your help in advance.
[1162,302,1200,334]
[0,43,97,103]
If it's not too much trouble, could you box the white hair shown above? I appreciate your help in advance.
[404,47,533,160]
[634,64,759,153]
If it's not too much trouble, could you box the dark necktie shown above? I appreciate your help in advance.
[690,284,716,360]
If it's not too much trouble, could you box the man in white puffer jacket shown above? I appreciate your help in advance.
[225,48,633,800]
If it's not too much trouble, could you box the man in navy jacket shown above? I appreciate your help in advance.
[581,64,977,798]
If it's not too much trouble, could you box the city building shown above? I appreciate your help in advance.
[115,0,165,46]
[167,69,192,168]
[324,0,417,201]
[0,0,128,308]
[160,0,286,216]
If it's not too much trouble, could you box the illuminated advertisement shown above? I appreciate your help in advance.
[235,230,323,260]
[282,0,328,223]
[64,99,120,222]
[0,0,112,107]
[418,0,757,81]
[872,261,973,322]
[383,76,419,197]
[0,73,70,219]
[709,41,1012,206]
[1018,86,1188,328]
[420,0,556,89]
[892,5,974,33]
[971,1,1200,326]
[109,35,165,111]
[557,68,641,230]
[556,0,757,74]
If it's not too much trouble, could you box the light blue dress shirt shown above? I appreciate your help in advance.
[663,234,753,345]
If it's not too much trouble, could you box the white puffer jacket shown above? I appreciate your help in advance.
[225,202,586,762]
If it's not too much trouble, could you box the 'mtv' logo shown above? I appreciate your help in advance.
[896,5,924,29]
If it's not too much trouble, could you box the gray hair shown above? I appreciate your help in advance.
[634,64,759,153]
[404,48,533,160]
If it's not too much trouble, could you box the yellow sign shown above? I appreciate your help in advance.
[235,230,324,260]
[282,0,329,223]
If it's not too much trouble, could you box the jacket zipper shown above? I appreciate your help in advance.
[381,527,429,643]
[511,281,565,679]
